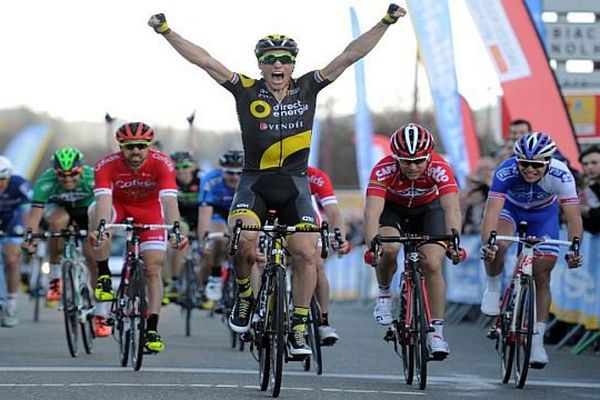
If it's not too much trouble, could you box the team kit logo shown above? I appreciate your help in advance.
[250,100,309,131]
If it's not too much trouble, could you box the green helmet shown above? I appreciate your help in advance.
[52,147,85,172]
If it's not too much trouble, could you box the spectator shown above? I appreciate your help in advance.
[494,119,531,162]
[461,156,495,234]
[579,145,600,234]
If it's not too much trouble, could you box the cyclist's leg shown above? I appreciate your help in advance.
[1,238,21,327]
[87,201,116,301]
[315,256,339,344]
[44,205,70,303]
[201,219,229,304]
[141,245,167,352]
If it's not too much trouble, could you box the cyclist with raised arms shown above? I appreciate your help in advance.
[0,156,30,327]
[363,123,463,360]
[307,166,349,345]
[149,3,406,355]
[22,148,113,335]
[89,122,187,353]
[480,132,583,369]
[163,151,201,304]
[196,150,243,308]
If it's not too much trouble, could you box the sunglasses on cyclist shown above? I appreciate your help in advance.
[395,155,430,166]
[55,167,83,178]
[258,53,296,65]
[223,169,242,176]
[120,142,151,151]
[175,162,195,171]
[517,160,548,169]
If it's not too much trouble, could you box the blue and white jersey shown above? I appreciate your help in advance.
[0,175,31,232]
[198,169,236,219]
[488,157,579,210]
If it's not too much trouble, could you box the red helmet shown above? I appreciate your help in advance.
[115,122,154,143]
[390,123,435,158]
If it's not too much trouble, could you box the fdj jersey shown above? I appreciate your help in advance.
[199,169,236,220]
[222,71,331,175]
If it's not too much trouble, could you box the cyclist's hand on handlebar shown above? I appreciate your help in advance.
[479,245,498,262]
[148,13,171,34]
[565,251,583,269]
[446,246,467,265]
[332,239,351,256]
[20,240,36,255]
[169,232,188,251]
[88,230,110,248]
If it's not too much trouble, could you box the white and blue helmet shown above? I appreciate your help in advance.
[514,132,557,160]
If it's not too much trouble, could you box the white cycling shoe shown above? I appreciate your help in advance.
[373,296,393,326]
[428,334,450,360]
[529,343,549,369]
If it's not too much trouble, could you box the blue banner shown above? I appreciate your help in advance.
[350,7,374,193]
[3,124,53,180]
[406,0,470,187]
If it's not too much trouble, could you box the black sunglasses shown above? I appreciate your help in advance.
[396,156,429,166]
[121,142,150,151]
[517,160,548,169]
[259,53,296,65]
[224,169,242,176]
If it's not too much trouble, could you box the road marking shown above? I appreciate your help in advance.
[0,366,598,390]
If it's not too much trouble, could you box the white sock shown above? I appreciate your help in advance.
[535,321,547,338]
[7,294,17,313]
[378,288,392,298]
[49,263,62,281]
[431,319,444,337]
[94,301,108,317]
[486,273,502,292]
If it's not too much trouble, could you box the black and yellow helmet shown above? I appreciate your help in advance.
[254,34,299,58]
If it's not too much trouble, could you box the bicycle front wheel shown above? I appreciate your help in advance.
[182,258,195,337]
[129,260,146,371]
[398,275,414,385]
[62,263,79,358]
[269,267,286,398]
[514,276,535,389]
[307,297,323,375]
[499,285,516,384]
[413,273,428,390]
[258,275,272,391]
[80,283,95,354]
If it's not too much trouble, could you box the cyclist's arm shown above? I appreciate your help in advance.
[320,6,405,82]
[94,194,113,226]
[161,195,182,225]
[25,206,44,233]
[561,203,584,241]
[439,192,462,235]
[159,30,233,84]
[480,197,505,245]
[364,195,385,246]
[196,205,213,242]
[322,202,347,241]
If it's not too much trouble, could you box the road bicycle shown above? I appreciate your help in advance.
[100,217,181,371]
[302,228,344,376]
[25,226,95,357]
[178,232,201,337]
[229,213,330,398]
[26,239,49,322]
[485,222,579,389]
[369,230,460,390]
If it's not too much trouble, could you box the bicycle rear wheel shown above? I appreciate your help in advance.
[413,273,428,390]
[258,275,272,391]
[269,267,286,398]
[500,285,516,384]
[30,257,44,322]
[398,275,414,385]
[182,258,195,337]
[514,276,534,389]
[307,296,323,375]
[80,284,95,354]
[129,260,146,371]
[62,263,79,358]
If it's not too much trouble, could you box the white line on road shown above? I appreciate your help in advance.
[0,366,598,390]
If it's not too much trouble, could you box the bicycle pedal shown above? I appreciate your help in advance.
[383,328,395,342]
[486,329,499,340]
[321,337,337,347]
[429,352,448,361]
[239,332,253,343]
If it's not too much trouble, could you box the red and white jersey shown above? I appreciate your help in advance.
[94,149,178,205]
[308,166,338,224]
[366,152,458,208]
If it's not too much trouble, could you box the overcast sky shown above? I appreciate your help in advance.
[2,0,499,132]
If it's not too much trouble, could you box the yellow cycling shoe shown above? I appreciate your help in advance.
[161,296,171,306]
[95,275,115,302]
[144,330,165,353]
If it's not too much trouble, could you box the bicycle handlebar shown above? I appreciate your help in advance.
[228,219,330,259]
[25,228,88,242]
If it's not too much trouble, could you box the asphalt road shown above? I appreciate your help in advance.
[0,296,598,400]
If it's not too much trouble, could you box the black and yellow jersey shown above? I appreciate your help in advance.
[222,71,331,176]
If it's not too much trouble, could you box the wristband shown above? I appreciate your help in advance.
[381,3,400,25]
[156,22,171,34]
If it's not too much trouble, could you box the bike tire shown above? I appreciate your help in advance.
[129,260,146,371]
[62,263,79,358]
[500,284,516,384]
[413,272,428,390]
[309,297,323,375]
[398,275,414,385]
[80,284,95,354]
[183,259,195,337]
[258,274,272,391]
[270,266,286,398]
[514,276,534,389]
[30,257,43,322]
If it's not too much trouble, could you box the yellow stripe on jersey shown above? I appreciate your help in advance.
[260,130,311,170]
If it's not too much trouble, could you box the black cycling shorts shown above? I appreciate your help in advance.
[380,198,446,235]
[229,171,316,226]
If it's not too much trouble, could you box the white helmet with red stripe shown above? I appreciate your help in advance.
[390,123,435,158]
